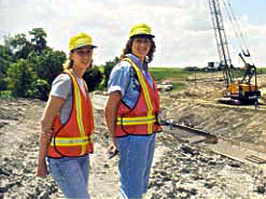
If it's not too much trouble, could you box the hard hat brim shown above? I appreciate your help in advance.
[130,33,155,39]
[72,44,97,51]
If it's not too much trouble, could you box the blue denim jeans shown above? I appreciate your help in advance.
[47,155,90,199]
[116,133,156,199]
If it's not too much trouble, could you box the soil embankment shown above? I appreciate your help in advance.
[1,83,266,198]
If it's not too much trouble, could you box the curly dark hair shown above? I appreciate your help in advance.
[120,36,156,63]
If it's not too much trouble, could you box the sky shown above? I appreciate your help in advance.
[1,0,266,67]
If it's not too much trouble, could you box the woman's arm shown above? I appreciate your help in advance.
[37,96,65,177]
[104,91,121,148]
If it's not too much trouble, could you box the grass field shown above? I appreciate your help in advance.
[149,67,193,81]
[149,67,193,91]
[257,67,266,74]
[149,67,266,91]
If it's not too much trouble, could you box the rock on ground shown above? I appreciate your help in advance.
[0,98,266,199]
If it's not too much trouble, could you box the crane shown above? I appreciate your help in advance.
[208,0,260,104]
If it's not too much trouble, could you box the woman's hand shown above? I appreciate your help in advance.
[104,91,121,159]
[36,131,52,178]
[107,137,119,159]
[37,159,48,177]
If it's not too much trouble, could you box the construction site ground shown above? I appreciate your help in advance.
[1,71,266,198]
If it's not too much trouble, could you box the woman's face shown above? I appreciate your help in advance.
[71,46,93,70]
[131,37,151,61]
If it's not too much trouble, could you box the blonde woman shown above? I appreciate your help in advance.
[37,32,96,199]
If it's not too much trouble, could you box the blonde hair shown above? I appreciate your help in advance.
[63,52,74,70]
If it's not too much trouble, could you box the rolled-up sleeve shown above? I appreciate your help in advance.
[107,61,131,97]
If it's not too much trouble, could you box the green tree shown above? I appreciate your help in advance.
[8,33,34,60]
[29,28,47,53]
[83,67,103,92]
[0,44,13,90]
[0,71,7,90]
[6,59,36,98]
[1,28,66,99]
[28,79,50,101]
[29,48,66,85]
[103,56,119,88]
[1,27,116,100]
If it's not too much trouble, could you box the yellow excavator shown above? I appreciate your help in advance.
[208,0,260,105]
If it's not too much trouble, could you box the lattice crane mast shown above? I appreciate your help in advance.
[208,0,260,104]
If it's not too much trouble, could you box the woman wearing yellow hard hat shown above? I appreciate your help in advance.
[37,32,97,199]
[105,23,162,199]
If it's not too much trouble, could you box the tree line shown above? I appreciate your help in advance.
[0,28,119,101]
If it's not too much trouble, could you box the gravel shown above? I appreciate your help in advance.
[0,98,266,199]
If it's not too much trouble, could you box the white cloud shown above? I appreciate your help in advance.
[1,0,266,67]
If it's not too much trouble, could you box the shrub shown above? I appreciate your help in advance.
[83,67,103,92]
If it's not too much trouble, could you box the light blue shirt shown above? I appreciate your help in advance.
[107,54,153,109]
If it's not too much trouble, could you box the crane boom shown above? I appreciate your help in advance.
[208,0,260,105]
[208,0,233,87]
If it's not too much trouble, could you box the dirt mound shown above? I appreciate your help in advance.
[160,74,266,153]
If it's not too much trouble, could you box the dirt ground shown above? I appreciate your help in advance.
[165,72,266,152]
[1,72,266,198]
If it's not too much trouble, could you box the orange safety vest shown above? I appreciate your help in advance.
[115,58,162,137]
[47,70,94,158]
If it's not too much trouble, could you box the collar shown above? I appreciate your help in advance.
[126,53,144,70]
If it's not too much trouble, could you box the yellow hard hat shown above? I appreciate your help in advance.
[69,32,97,51]
[129,23,154,38]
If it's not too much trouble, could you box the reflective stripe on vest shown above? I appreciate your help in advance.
[119,58,154,134]
[50,70,86,155]
[117,115,156,125]
[50,136,91,146]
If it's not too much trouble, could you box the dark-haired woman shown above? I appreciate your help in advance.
[105,23,162,199]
